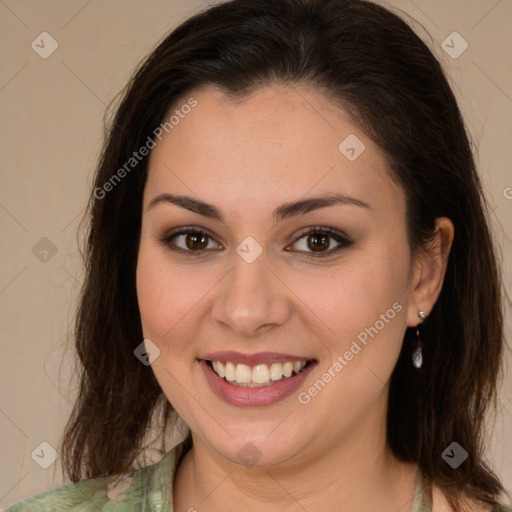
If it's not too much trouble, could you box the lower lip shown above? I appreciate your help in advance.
[199,359,317,407]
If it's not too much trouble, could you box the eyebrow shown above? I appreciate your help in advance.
[146,193,370,223]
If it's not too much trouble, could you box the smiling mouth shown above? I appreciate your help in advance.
[206,359,314,387]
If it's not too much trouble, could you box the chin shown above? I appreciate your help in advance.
[201,426,312,469]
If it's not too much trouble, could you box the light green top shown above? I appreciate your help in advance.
[5,443,185,512]
[4,443,511,511]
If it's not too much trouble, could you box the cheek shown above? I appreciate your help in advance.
[136,244,201,353]
[136,245,169,338]
[290,247,409,353]
[135,245,197,405]
[291,250,409,430]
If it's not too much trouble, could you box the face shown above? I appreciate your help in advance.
[136,84,417,468]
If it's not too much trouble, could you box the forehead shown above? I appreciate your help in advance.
[144,84,404,221]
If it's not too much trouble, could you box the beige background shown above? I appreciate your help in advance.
[0,0,511,509]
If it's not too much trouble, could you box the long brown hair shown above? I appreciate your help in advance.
[61,0,509,509]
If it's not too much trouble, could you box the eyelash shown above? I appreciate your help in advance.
[159,226,352,259]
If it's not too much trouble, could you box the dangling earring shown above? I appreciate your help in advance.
[412,310,426,369]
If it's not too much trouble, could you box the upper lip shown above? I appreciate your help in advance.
[200,351,315,366]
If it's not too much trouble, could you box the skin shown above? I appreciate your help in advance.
[136,84,456,511]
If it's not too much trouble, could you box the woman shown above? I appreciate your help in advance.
[6,0,511,510]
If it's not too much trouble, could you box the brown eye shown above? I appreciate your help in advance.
[185,232,208,250]
[288,227,352,258]
[307,233,330,252]
[161,227,222,255]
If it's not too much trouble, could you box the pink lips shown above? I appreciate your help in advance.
[198,352,317,407]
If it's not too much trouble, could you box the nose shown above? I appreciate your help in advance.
[211,250,292,338]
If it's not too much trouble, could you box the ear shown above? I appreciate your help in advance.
[406,217,454,327]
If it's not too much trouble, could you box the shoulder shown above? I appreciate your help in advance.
[4,443,184,512]
[3,478,114,512]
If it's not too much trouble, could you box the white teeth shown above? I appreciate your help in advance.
[234,364,252,383]
[270,363,283,381]
[252,364,270,384]
[210,360,308,387]
[282,362,293,378]
[225,362,236,382]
